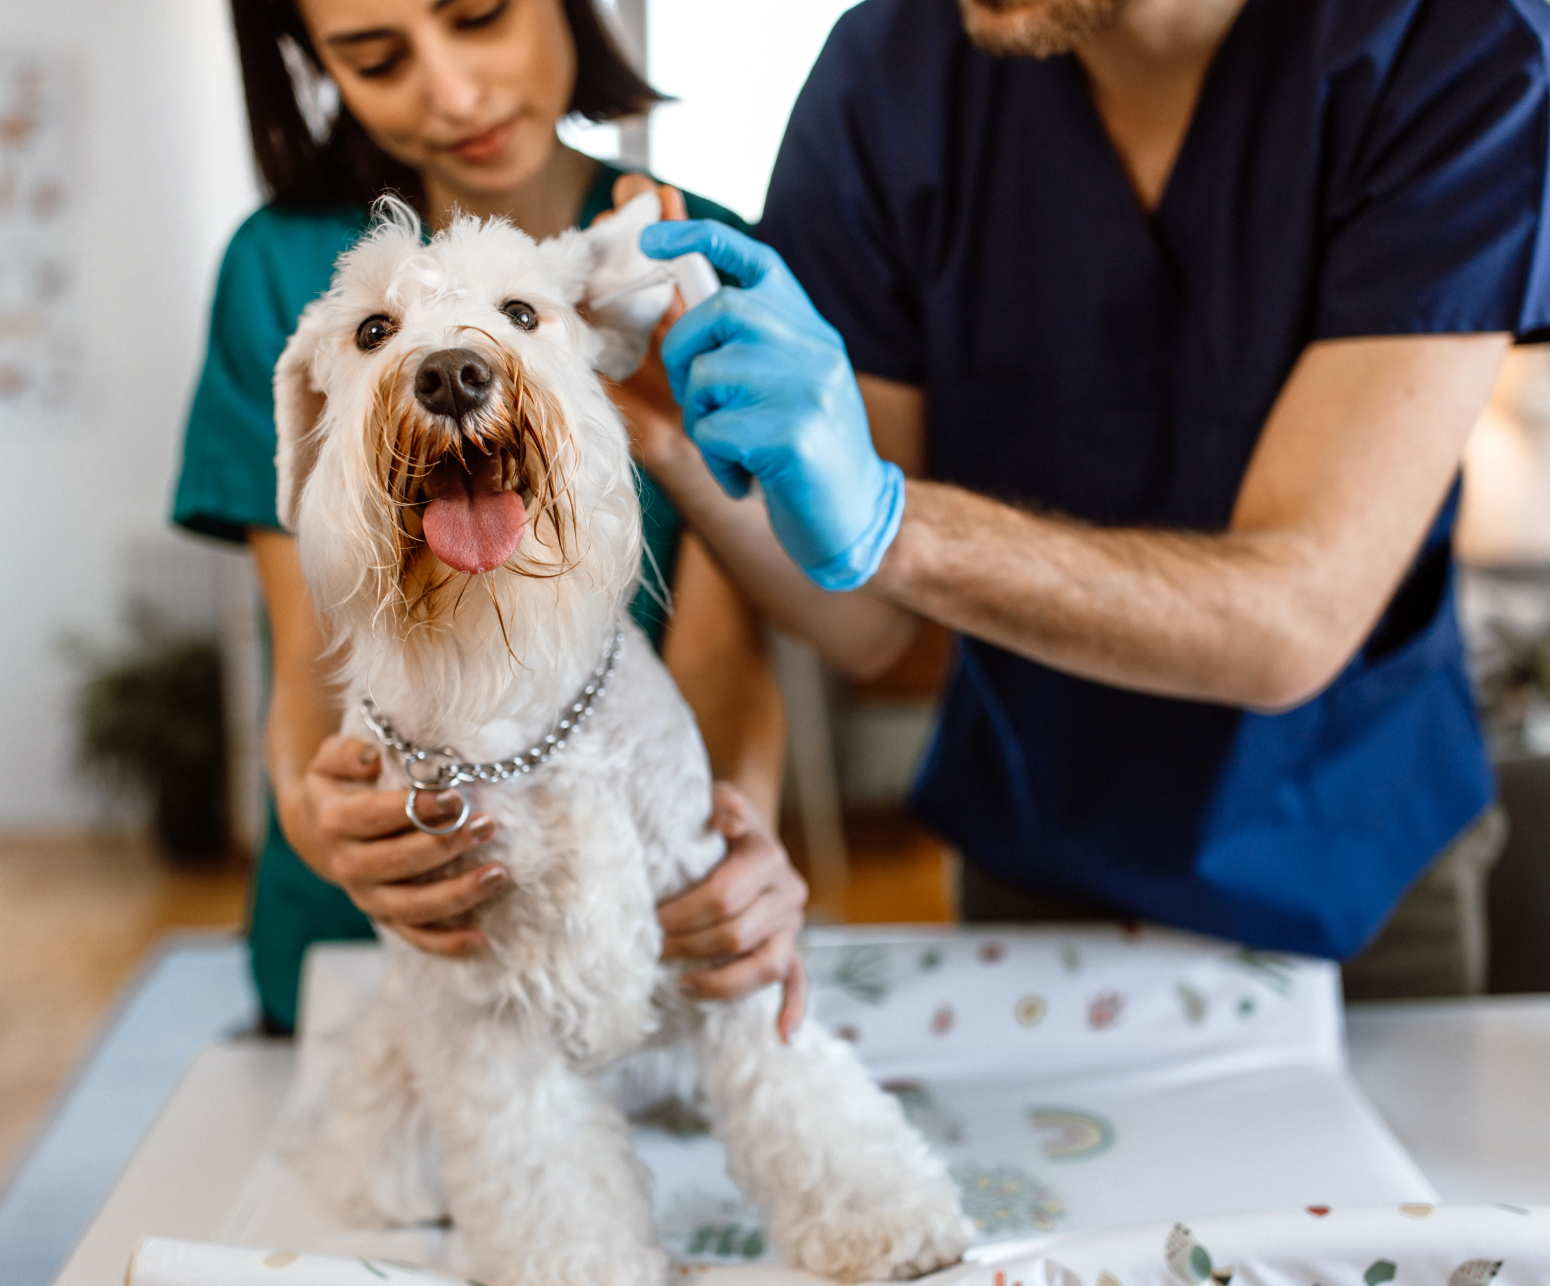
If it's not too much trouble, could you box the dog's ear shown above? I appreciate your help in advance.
[273,301,328,533]
[570,191,675,380]
[574,190,662,300]
[543,225,601,308]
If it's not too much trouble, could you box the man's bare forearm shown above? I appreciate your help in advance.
[648,337,1503,704]
[645,438,919,679]
[870,482,1346,709]
[860,335,1506,709]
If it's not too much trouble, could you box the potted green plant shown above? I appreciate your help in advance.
[69,603,231,865]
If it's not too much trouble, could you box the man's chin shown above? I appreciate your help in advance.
[957,0,1129,57]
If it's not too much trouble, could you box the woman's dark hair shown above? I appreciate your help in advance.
[230,0,663,210]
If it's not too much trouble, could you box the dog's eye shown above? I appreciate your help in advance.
[356,314,398,352]
[501,299,538,331]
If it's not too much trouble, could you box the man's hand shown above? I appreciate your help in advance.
[659,783,810,1041]
[276,733,510,956]
[640,220,905,592]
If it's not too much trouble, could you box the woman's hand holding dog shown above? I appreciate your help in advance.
[659,783,811,1041]
[252,527,511,958]
[281,734,511,957]
[290,752,811,1035]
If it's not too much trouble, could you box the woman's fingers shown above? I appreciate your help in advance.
[777,954,809,1043]
[312,734,384,783]
[680,930,799,1003]
[662,885,801,961]
[323,784,460,842]
[659,184,688,222]
[292,732,508,957]
[709,780,753,839]
[660,849,768,942]
[389,921,488,957]
[660,831,808,944]
[610,172,657,211]
[681,939,811,1042]
[363,857,511,927]
[332,810,502,887]
[608,174,687,224]
[658,836,777,937]
[660,785,807,956]
[661,785,810,1037]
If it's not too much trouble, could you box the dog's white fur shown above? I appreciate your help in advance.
[273,201,970,1286]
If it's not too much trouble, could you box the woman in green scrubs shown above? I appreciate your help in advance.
[174,0,806,1033]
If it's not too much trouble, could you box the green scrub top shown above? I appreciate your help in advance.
[173,160,748,1031]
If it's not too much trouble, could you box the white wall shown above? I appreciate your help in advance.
[0,0,852,828]
[647,0,858,223]
[0,1,258,828]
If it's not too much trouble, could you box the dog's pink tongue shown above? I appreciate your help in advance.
[423,474,526,574]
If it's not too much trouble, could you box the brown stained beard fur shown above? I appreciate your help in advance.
[363,335,580,644]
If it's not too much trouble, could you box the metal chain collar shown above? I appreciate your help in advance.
[361,627,624,836]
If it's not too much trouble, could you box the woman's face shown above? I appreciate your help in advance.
[295,0,577,202]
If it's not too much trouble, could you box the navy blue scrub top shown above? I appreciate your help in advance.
[758,0,1550,958]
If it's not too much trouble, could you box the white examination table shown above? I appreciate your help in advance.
[14,929,1550,1286]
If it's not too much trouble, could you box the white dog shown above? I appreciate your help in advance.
[272,200,971,1286]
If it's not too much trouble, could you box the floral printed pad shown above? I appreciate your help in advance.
[629,925,1430,1262]
[229,926,1445,1280]
[133,1204,1550,1286]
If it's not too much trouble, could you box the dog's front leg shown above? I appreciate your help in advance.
[402,1003,667,1286]
[296,983,446,1226]
[694,991,971,1282]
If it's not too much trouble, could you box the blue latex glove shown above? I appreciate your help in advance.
[639,219,905,592]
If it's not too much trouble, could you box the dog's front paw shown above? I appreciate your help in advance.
[777,1189,972,1282]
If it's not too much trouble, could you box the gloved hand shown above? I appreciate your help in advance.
[639,219,905,592]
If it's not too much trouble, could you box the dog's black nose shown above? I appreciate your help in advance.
[414,348,493,419]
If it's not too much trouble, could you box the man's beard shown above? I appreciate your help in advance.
[958,0,1131,57]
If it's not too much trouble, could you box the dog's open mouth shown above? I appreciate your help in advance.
[419,448,530,575]
[370,344,573,617]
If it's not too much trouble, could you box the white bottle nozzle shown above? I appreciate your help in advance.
[669,252,720,310]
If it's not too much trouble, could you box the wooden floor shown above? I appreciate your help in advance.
[0,831,249,1191]
[793,808,957,926]
[0,811,950,1196]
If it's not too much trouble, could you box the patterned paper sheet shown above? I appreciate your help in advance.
[134,1204,1550,1286]
[628,926,1425,1264]
[803,926,1341,1083]
[955,1202,1550,1286]
[225,926,1439,1281]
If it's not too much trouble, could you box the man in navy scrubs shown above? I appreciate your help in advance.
[639,0,1550,998]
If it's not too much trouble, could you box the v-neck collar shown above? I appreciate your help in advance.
[1059,0,1260,230]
